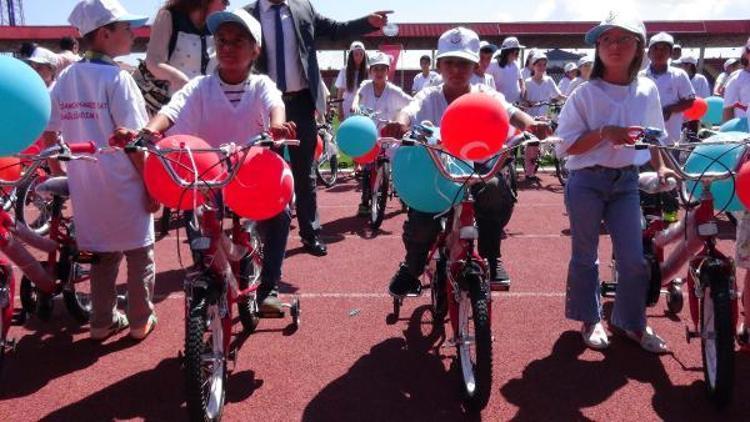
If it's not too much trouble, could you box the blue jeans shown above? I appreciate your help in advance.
[564,166,648,332]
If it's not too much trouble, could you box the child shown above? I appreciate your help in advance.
[469,41,497,88]
[567,55,593,94]
[335,41,368,120]
[350,51,412,216]
[412,55,441,95]
[558,62,579,96]
[486,36,525,103]
[44,0,156,341]
[722,39,750,122]
[556,11,676,353]
[382,27,547,294]
[139,8,295,314]
[678,56,711,99]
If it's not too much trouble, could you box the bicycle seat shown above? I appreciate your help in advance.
[34,176,70,200]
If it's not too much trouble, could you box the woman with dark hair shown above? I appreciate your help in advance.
[556,11,675,353]
[486,36,525,103]
[335,41,368,119]
[145,0,228,95]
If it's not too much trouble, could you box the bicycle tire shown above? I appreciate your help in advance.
[429,250,448,323]
[316,143,339,188]
[19,276,54,320]
[237,252,261,333]
[369,161,389,230]
[457,268,493,411]
[185,296,226,422]
[699,261,735,407]
[15,172,52,236]
[553,153,569,186]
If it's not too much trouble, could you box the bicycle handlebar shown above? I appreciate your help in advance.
[0,141,98,187]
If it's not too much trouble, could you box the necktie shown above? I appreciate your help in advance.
[271,4,287,93]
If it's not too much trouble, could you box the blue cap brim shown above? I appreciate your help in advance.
[207,12,245,35]
[115,14,149,28]
[584,25,615,45]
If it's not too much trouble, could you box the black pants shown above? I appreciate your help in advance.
[402,171,515,277]
[283,90,320,240]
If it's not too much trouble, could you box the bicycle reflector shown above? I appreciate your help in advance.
[143,135,226,210]
[440,92,509,161]
[224,147,294,221]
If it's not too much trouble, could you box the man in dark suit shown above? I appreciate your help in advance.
[244,1,391,256]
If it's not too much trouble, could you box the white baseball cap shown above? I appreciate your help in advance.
[500,36,525,50]
[584,10,646,46]
[350,41,366,52]
[479,40,497,53]
[531,52,548,65]
[724,58,738,70]
[368,51,391,68]
[577,55,594,67]
[68,0,148,36]
[648,32,674,48]
[680,56,697,65]
[207,9,262,47]
[564,62,578,73]
[436,27,480,64]
[25,46,59,68]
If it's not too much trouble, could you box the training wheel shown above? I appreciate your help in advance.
[290,298,300,327]
[666,281,684,315]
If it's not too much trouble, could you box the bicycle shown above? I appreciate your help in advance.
[0,141,96,371]
[124,132,300,421]
[315,98,343,187]
[516,100,568,185]
[357,107,397,230]
[386,125,524,411]
[606,128,745,406]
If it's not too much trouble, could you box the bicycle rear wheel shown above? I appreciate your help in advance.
[15,172,53,236]
[456,268,492,411]
[699,260,735,407]
[369,161,389,230]
[553,153,569,186]
[316,137,339,187]
[185,295,226,422]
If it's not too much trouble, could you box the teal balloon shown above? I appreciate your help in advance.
[392,145,473,213]
[702,96,725,126]
[336,115,377,158]
[719,117,749,133]
[0,56,51,156]
[683,132,748,212]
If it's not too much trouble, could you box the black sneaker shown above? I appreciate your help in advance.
[489,258,511,291]
[388,264,421,298]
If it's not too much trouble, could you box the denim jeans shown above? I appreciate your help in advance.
[564,166,648,332]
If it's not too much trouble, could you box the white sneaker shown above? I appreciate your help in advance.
[581,322,609,350]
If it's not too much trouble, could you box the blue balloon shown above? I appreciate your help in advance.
[702,96,725,126]
[392,144,473,213]
[683,132,748,212]
[719,117,749,133]
[0,56,51,156]
[336,115,377,158]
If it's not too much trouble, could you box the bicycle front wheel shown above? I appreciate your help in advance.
[316,142,339,188]
[699,260,735,407]
[15,172,53,236]
[185,297,226,422]
[456,270,492,411]
[369,162,389,230]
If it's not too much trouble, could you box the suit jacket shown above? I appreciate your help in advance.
[244,0,375,114]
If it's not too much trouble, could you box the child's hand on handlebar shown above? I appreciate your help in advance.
[528,120,552,139]
[270,121,297,140]
[381,121,409,139]
[109,127,138,148]
[604,125,642,146]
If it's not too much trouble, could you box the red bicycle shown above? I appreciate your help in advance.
[124,133,300,421]
[387,125,517,411]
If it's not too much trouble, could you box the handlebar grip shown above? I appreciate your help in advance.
[68,142,97,154]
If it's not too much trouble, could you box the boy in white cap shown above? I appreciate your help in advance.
[412,55,441,95]
[567,55,593,94]
[486,36,525,102]
[722,38,750,122]
[382,27,548,295]
[679,56,711,98]
[139,8,296,314]
[44,0,156,341]
[469,41,497,88]
[558,62,579,96]
[714,58,740,97]
[351,51,412,216]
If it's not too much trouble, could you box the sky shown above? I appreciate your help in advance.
[19,0,750,68]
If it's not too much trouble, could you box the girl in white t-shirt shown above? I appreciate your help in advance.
[556,14,676,354]
[351,52,412,216]
[558,62,579,96]
[522,53,565,181]
[722,46,750,121]
[487,45,524,103]
[140,9,295,315]
[335,41,368,120]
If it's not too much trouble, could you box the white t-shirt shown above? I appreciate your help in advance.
[714,72,729,96]
[412,71,441,94]
[487,61,522,103]
[521,67,533,81]
[641,66,695,144]
[558,77,573,96]
[691,73,711,99]
[723,69,750,118]
[352,81,412,129]
[335,68,365,119]
[523,75,563,117]
[401,83,517,128]
[566,77,587,95]
[470,73,495,89]
[556,77,666,170]
[160,73,284,146]
[47,61,153,252]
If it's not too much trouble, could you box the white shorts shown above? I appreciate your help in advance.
[735,211,750,269]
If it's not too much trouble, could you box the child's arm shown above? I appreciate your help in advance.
[41,131,65,176]
[269,106,297,140]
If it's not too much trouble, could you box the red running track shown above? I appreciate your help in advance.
[0,173,748,421]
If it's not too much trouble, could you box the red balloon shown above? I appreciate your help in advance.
[224,147,294,221]
[684,97,708,121]
[143,135,225,210]
[315,135,324,161]
[440,92,510,161]
[737,160,750,210]
[0,157,21,195]
[353,144,380,164]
